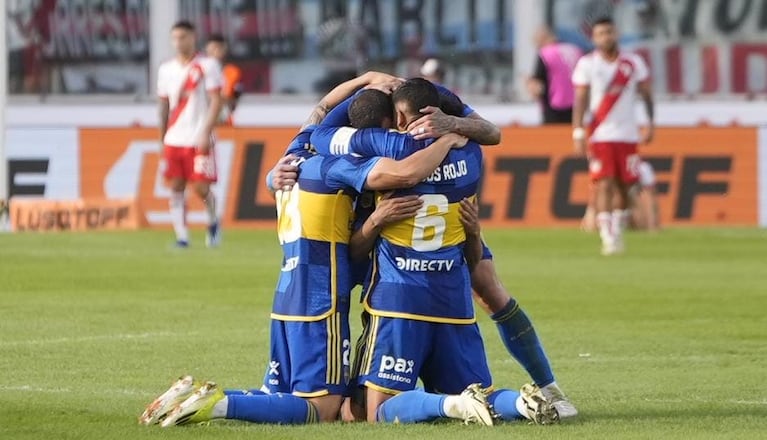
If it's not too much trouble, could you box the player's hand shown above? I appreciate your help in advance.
[371,192,423,227]
[365,78,404,95]
[197,134,212,154]
[442,133,469,149]
[574,138,587,157]
[363,71,404,86]
[271,154,299,191]
[459,198,481,237]
[407,107,457,140]
[640,124,654,145]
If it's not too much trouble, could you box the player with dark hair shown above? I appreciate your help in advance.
[157,20,223,248]
[140,72,492,427]
[572,16,655,255]
[311,78,577,422]
[347,90,393,129]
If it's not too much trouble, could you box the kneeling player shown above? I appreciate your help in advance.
[310,82,576,420]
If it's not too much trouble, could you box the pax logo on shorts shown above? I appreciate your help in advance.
[268,361,280,376]
[377,356,415,384]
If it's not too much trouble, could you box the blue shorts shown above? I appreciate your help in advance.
[357,315,493,395]
[262,312,350,397]
[481,240,493,260]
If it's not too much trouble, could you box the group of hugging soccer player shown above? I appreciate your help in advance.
[139,18,578,427]
[140,21,578,429]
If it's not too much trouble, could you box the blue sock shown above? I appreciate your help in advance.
[488,389,524,420]
[224,389,266,396]
[492,299,555,387]
[227,393,318,424]
[377,390,446,423]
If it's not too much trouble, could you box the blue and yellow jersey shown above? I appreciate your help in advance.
[363,143,483,324]
[272,154,380,321]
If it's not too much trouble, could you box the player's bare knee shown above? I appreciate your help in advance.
[193,182,210,200]
[169,179,186,192]
[307,395,343,422]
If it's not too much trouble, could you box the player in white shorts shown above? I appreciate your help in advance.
[157,20,223,248]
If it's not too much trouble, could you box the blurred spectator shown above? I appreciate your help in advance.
[527,26,581,124]
[206,34,243,126]
[421,58,446,84]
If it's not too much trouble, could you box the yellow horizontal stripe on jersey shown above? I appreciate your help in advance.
[362,301,476,325]
[379,201,466,249]
[296,191,354,244]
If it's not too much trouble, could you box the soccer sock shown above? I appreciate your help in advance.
[169,191,188,242]
[596,211,612,245]
[611,209,630,239]
[376,390,446,423]
[487,389,524,421]
[203,192,217,225]
[492,299,555,387]
[223,389,267,396]
[226,393,318,424]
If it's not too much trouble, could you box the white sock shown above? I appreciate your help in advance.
[210,396,228,419]
[442,395,463,419]
[611,209,630,241]
[169,191,188,242]
[596,211,612,245]
[540,381,561,400]
[203,192,217,226]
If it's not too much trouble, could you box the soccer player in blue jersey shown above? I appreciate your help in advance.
[304,79,554,425]
[312,83,577,421]
[140,72,488,427]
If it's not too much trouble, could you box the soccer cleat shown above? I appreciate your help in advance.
[160,381,225,427]
[601,241,617,256]
[175,240,189,248]
[540,383,578,420]
[519,383,559,425]
[456,383,494,426]
[139,375,199,425]
[205,221,221,248]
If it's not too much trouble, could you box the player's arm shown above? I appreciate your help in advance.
[157,66,169,144]
[302,71,403,130]
[459,197,483,272]
[349,193,423,262]
[364,133,468,190]
[158,98,169,143]
[407,107,501,145]
[197,90,223,153]
[571,85,589,156]
[637,79,655,144]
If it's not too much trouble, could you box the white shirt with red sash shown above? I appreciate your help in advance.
[571,51,649,143]
[157,54,223,148]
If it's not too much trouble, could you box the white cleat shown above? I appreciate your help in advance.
[540,383,578,420]
[456,383,494,426]
[139,375,198,425]
[160,381,224,427]
[519,383,560,425]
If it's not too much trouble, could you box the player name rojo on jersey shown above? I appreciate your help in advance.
[425,159,469,183]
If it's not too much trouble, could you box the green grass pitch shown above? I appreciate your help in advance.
[1,228,766,439]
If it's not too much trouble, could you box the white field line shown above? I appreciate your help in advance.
[0,331,198,347]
